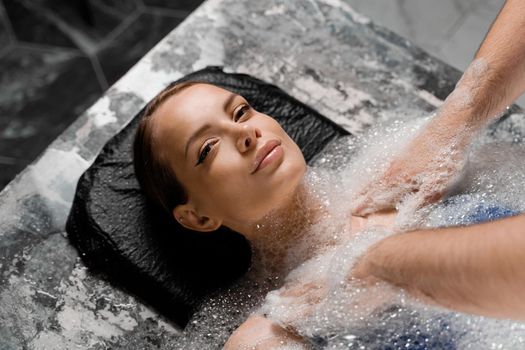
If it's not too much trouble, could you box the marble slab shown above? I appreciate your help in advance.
[1,0,523,349]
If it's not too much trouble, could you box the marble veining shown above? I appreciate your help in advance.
[0,0,522,348]
[0,0,197,190]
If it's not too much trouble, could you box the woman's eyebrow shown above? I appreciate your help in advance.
[184,123,212,160]
[223,93,238,112]
[184,93,239,160]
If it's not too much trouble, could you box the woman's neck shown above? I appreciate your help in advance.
[245,181,331,278]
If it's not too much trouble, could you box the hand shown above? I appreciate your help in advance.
[351,233,438,308]
[351,111,476,216]
[262,280,329,326]
[262,275,401,334]
[350,209,398,235]
[351,241,380,281]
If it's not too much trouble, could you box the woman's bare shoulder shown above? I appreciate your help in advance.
[224,314,307,349]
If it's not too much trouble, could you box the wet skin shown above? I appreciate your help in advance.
[149,83,308,234]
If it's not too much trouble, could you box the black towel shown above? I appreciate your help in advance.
[66,66,350,327]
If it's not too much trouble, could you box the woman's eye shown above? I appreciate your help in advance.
[196,141,214,166]
[234,105,250,121]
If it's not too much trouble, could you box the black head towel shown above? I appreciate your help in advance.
[66,66,349,327]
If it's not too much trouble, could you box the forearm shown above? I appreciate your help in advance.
[473,0,525,115]
[442,0,525,128]
[357,213,525,320]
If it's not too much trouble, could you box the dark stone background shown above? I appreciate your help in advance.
[0,0,204,191]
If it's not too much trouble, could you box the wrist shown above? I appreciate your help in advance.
[441,58,507,128]
[355,231,429,288]
[352,236,392,283]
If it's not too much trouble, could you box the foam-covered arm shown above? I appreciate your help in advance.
[438,0,525,129]
[351,0,525,216]
[463,0,525,124]
[354,213,525,320]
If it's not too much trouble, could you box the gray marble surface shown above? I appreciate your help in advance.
[0,0,196,190]
[1,0,524,349]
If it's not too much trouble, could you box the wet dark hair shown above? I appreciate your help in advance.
[133,80,253,297]
[133,81,200,214]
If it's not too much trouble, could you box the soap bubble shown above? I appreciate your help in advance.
[175,112,525,349]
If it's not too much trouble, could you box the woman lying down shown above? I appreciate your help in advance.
[133,82,525,349]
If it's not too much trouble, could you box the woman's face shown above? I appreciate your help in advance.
[151,83,307,232]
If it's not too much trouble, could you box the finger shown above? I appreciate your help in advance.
[422,189,446,204]
[350,181,374,203]
[350,179,377,215]
[352,197,386,216]
[351,184,403,216]
[351,194,374,216]
[351,182,389,215]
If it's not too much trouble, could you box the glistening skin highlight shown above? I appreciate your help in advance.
[140,83,307,236]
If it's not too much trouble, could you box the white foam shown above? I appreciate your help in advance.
[267,115,525,348]
[176,112,525,349]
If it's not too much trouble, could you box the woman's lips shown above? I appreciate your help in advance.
[251,139,283,174]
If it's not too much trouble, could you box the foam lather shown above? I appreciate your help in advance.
[66,66,350,328]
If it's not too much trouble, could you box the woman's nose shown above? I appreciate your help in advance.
[237,124,261,153]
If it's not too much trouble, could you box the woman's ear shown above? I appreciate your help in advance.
[172,204,222,232]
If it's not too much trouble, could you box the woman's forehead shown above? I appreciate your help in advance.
[151,84,234,157]
[159,83,233,122]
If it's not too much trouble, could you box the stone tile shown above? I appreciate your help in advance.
[346,0,519,107]
[347,0,478,56]
[437,4,500,70]
[480,0,505,14]
[3,0,77,48]
[142,0,204,13]
[0,161,27,189]
[0,29,9,50]
[3,0,139,51]
[0,47,102,188]
[346,0,413,39]
[0,3,13,52]
[97,12,182,85]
